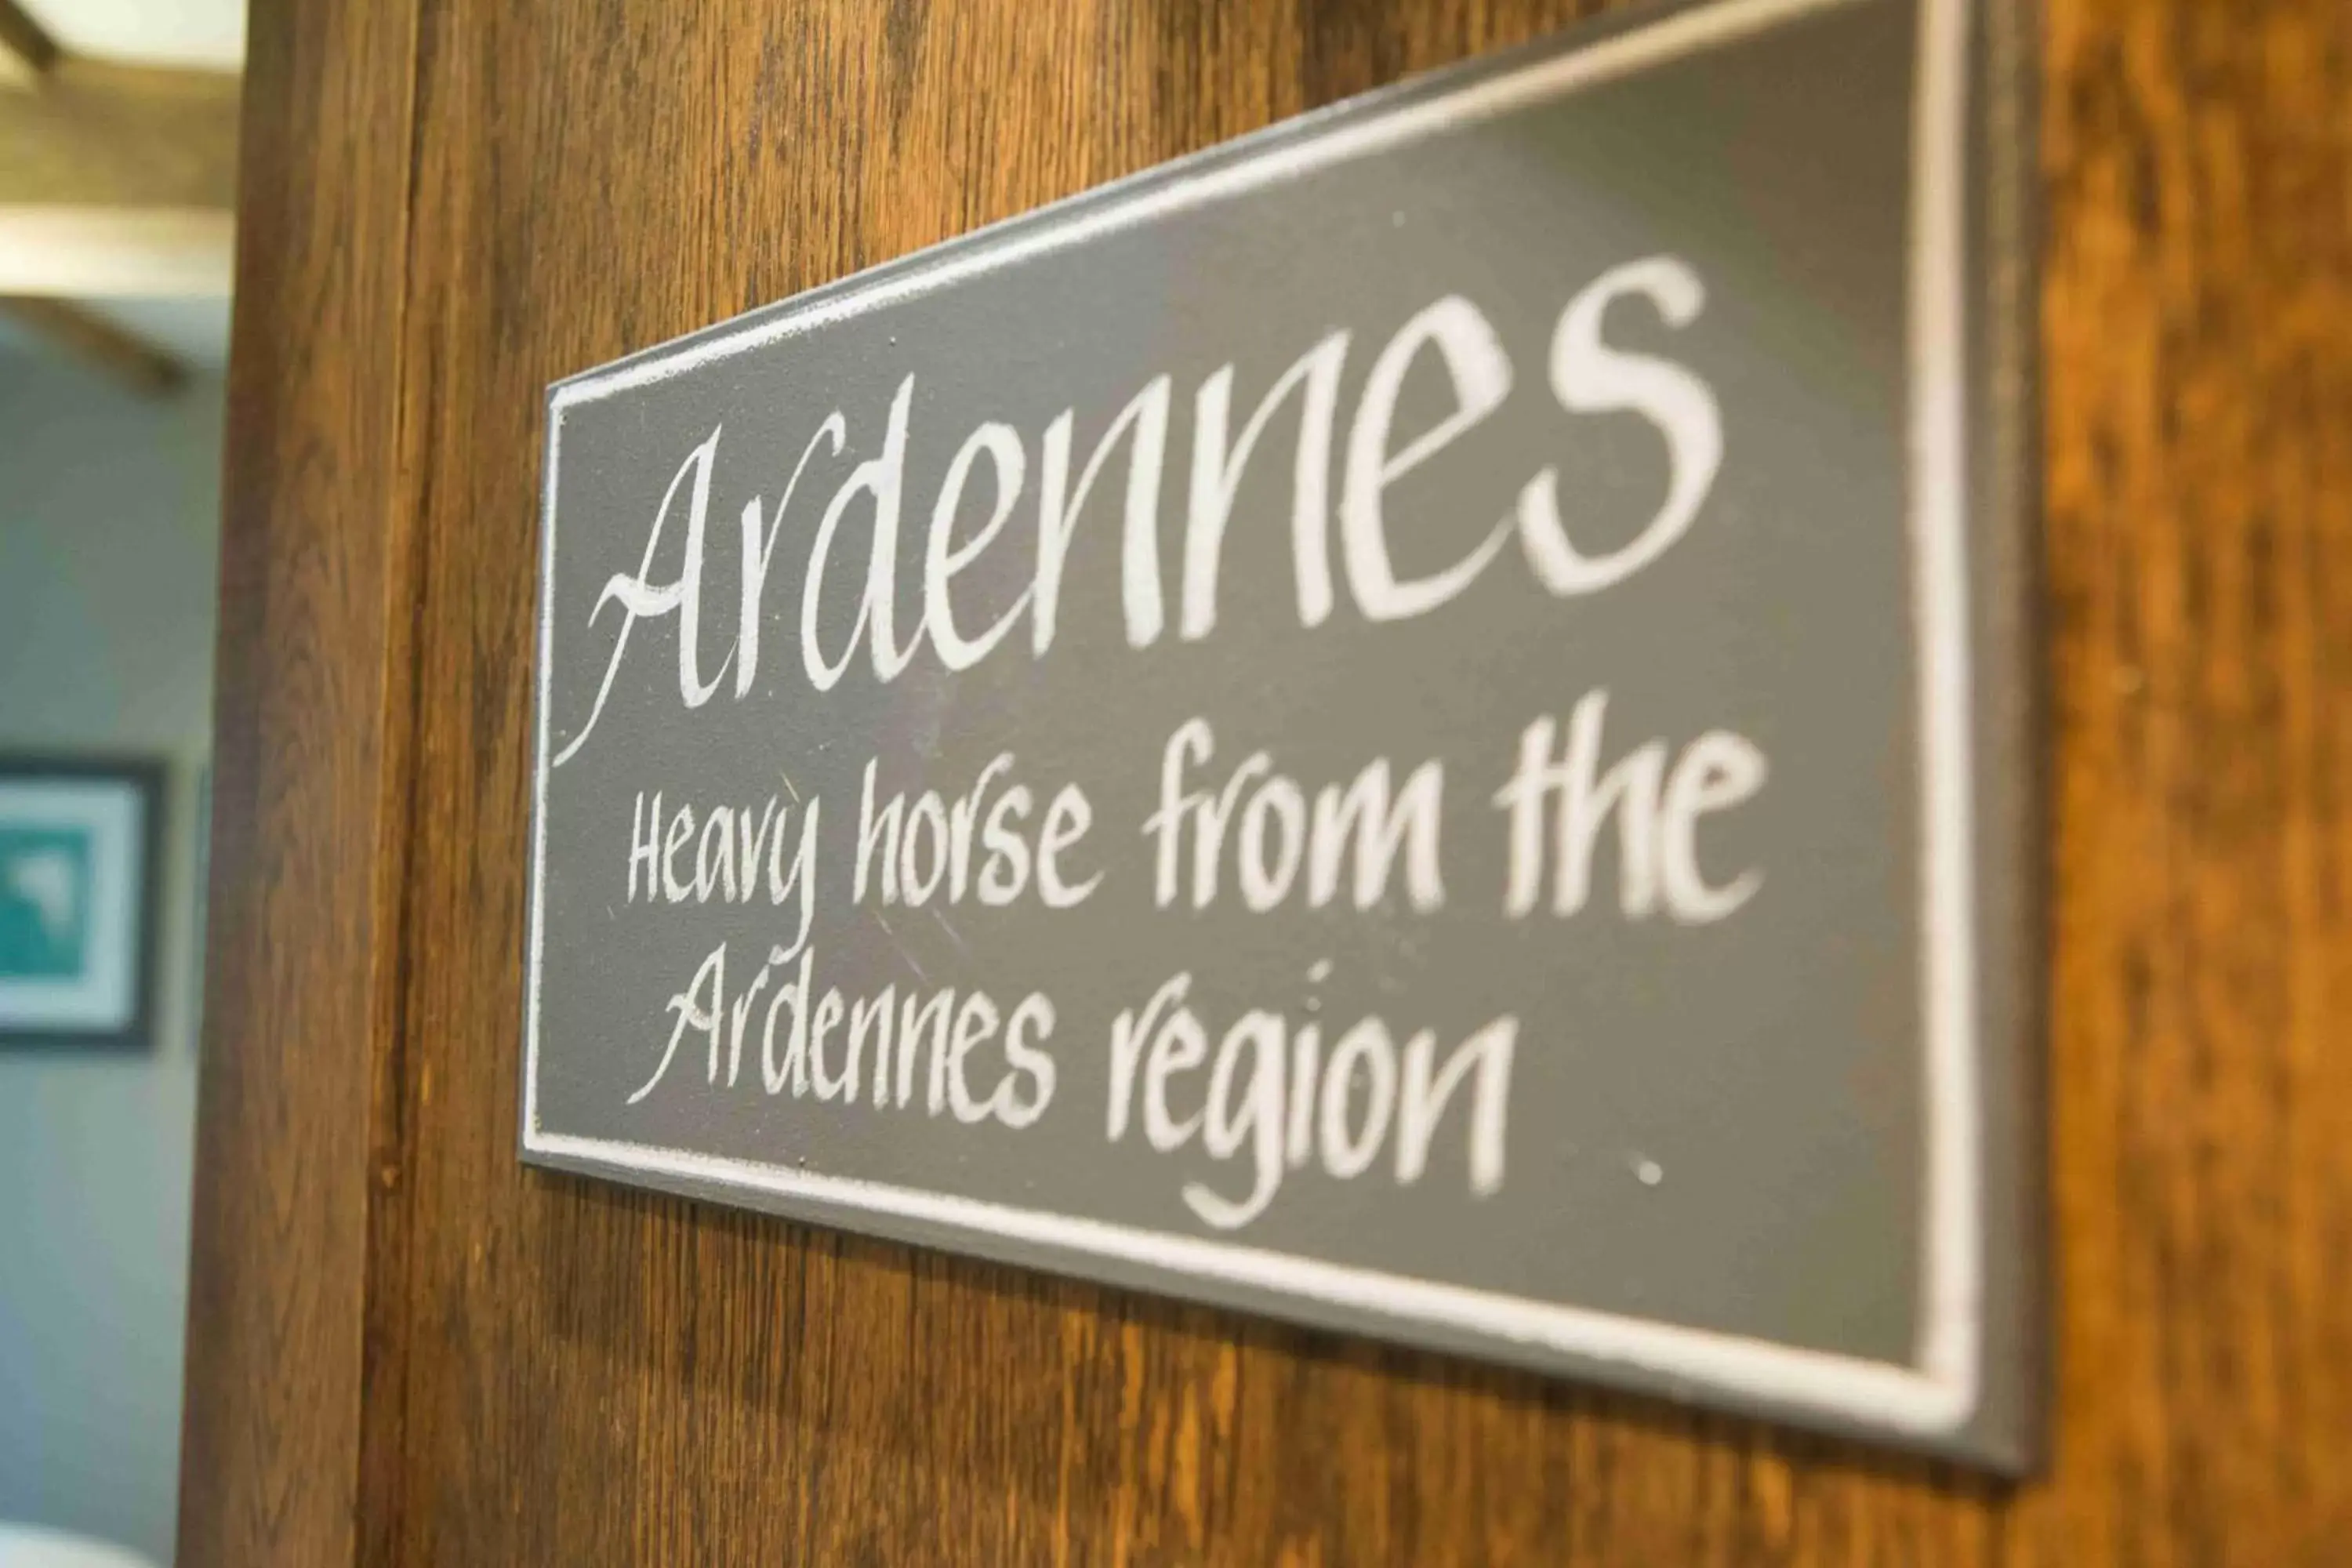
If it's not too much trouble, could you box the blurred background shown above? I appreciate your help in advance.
[0,2,241,1563]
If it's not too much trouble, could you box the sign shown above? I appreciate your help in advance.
[521,0,2039,1471]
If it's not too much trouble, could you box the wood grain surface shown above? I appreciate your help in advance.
[176,1,423,1565]
[183,0,2352,1563]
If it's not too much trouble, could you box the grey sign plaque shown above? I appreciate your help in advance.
[522,0,2039,1471]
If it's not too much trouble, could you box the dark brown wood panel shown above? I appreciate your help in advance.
[2027,2,2352,1559]
[191,0,2352,1563]
[177,1,423,1565]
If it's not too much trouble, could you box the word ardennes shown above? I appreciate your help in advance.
[553,256,1722,765]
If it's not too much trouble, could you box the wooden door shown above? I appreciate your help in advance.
[179,0,2352,1563]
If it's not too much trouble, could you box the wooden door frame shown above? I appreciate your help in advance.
[177,2,423,1561]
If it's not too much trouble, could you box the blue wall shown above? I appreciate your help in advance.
[0,361,223,1565]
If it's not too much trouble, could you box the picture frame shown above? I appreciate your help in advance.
[0,755,164,1051]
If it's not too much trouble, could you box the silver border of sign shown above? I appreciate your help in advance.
[523,0,1987,1448]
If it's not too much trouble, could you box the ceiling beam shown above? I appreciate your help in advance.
[0,205,234,296]
[0,294,187,396]
[0,57,238,209]
[0,1,60,85]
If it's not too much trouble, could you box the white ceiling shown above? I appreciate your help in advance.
[21,0,245,70]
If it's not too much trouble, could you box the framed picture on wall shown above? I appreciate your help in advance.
[0,757,163,1050]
